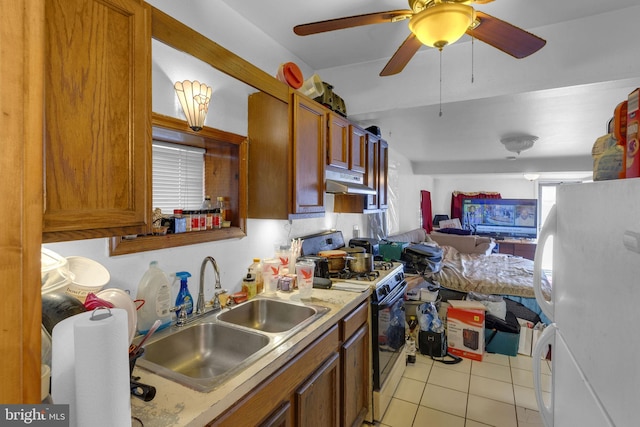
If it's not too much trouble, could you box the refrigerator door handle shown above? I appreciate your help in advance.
[533,323,556,427]
[534,204,556,321]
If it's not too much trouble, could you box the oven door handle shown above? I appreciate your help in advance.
[376,282,407,310]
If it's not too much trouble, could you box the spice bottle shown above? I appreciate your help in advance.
[216,196,226,222]
[241,273,257,299]
[201,196,213,230]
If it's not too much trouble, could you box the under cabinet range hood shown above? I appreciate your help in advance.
[325,170,376,195]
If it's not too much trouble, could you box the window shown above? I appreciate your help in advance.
[152,141,205,213]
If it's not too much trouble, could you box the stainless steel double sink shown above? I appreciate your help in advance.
[136,298,329,392]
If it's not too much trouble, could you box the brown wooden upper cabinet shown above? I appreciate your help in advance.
[248,91,325,219]
[327,113,366,175]
[349,124,367,174]
[43,0,151,242]
[335,130,389,214]
[327,112,349,170]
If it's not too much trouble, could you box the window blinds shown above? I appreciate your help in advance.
[152,141,205,213]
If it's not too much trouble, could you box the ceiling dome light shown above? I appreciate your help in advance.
[408,2,475,50]
[523,173,540,181]
[500,135,539,154]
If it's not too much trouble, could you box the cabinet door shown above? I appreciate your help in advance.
[378,139,389,210]
[292,94,326,216]
[341,324,370,427]
[365,135,379,210]
[259,401,291,427]
[349,125,367,174]
[44,0,150,239]
[295,352,340,427]
[327,113,349,169]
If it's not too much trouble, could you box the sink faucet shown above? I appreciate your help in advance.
[198,256,222,314]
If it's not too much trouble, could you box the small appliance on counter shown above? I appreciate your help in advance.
[349,238,380,255]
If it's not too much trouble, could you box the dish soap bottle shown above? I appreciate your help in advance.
[174,271,194,317]
[136,261,172,334]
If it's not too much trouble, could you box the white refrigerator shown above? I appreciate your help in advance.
[532,178,640,427]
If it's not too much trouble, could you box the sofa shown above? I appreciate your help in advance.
[385,228,495,255]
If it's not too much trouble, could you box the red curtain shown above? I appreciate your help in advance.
[450,191,501,221]
[420,190,433,233]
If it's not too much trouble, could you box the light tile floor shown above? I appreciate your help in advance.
[366,352,552,427]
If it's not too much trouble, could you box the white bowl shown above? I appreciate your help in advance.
[65,256,110,302]
[96,288,137,344]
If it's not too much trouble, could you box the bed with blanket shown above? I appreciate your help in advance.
[428,245,552,324]
[385,228,551,324]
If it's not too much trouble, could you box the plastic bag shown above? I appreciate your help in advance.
[467,292,507,320]
[417,302,444,333]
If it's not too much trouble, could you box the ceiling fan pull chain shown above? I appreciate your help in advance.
[439,50,443,117]
[471,37,475,84]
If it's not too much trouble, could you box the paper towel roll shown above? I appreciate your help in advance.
[52,314,80,420]
[74,308,131,427]
[51,308,131,427]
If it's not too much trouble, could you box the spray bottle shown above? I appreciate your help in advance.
[174,271,194,317]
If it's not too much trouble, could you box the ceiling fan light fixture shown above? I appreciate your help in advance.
[408,3,475,50]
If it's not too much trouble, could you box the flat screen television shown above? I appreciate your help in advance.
[460,198,538,239]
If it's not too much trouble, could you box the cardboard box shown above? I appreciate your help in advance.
[517,318,535,356]
[379,241,408,261]
[626,88,640,178]
[447,300,485,361]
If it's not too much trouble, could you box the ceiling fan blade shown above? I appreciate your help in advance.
[294,10,412,36]
[466,11,546,59]
[380,33,422,76]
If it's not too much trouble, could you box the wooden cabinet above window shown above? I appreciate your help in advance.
[43,0,151,242]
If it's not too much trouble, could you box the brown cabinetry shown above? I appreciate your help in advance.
[295,352,340,427]
[248,91,325,219]
[497,240,537,260]
[210,325,340,426]
[210,299,370,427]
[43,0,150,242]
[326,110,365,174]
[349,125,367,174]
[327,113,350,170]
[340,302,370,427]
[334,131,389,213]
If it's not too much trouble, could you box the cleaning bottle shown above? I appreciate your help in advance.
[174,271,194,317]
[136,261,173,334]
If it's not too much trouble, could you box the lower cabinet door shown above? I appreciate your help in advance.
[259,401,291,427]
[295,352,340,427]
[341,324,370,427]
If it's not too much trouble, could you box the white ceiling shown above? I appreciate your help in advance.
[199,1,640,178]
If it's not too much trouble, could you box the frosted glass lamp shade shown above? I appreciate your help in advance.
[174,80,212,132]
[408,3,475,50]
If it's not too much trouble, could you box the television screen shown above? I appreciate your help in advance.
[461,198,538,239]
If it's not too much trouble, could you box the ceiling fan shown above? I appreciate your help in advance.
[294,0,546,76]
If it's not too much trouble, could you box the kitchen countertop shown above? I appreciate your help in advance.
[130,287,370,426]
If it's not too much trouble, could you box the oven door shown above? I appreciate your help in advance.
[371,281,407,390]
